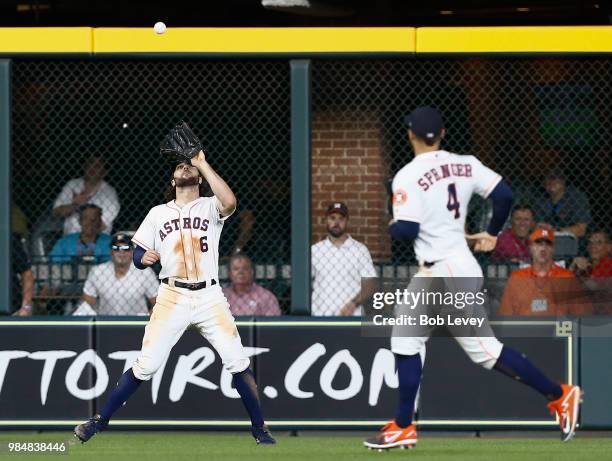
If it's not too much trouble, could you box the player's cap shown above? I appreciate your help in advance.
[111,232,133,250]
[404,106,444,140]
[326,202,349,217]
[530,226,555,243]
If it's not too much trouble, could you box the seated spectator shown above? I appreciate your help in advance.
[73,233,158,316]
[222,254,281,316]
[311,202,377,316]
[498,227,592,316]
[570,230,612,278]
[491,204,535,263]
[533,168,591,238]
[53,155,120,235]
[570,230,612,315]
[11,234,34,316]
[48,204,111,263]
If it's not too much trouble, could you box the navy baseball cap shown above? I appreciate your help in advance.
[404,106,444,140]
[111,232,133,249]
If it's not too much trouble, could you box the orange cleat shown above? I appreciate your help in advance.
[547,383,583,442]
[363,420,417,450]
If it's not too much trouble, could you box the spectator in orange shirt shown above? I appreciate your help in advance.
[498,227,592,316]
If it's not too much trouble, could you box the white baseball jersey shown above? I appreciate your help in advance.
[132,196,232,282]
[392,150,501,262]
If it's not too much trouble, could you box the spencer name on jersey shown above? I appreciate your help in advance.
[132,196,231,283]
[392,150,501,262]
[417,163,473,191]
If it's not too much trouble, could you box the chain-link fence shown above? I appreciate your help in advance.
[310,58,612,316]
[8,57,612,316]
[10,59,291,315]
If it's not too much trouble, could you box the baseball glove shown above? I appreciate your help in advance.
[160,121,204,162]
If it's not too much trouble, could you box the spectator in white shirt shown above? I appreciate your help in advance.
[73,233,159,316]
[53,155,120,235]
[311,202,377,316]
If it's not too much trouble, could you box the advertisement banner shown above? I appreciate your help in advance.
[0,319,571,429]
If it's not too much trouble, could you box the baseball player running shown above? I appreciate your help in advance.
[364,107,581,450]
[74,123,275,445]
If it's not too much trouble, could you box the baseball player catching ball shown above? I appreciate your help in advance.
[364,107,581,450]
[74,122,275,445]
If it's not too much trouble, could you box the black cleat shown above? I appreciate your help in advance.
[251,425,276,445]
[73,414,109,443]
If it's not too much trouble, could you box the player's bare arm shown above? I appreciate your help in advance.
[191,150,237,216]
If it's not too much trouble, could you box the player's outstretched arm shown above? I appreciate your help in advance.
[190,151,237,216]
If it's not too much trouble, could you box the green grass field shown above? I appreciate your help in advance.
[1,432,611,461]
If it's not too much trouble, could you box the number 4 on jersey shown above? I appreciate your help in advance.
[447,183,460,219]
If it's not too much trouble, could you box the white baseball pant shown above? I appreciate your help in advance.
[132,282,249,381]
[390,251,504,369]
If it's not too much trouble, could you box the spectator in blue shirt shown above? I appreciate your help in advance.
[49,204,111,263]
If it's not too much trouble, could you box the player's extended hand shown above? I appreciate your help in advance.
[141,249,161,266]
[190,150,207,166]
[465,232,498,252]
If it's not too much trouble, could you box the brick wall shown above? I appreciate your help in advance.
[311,112,391,261]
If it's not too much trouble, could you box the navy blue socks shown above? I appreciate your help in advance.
[494,346,563,401]
[232,368,265,427]
[98,367,266,426]
[395,353,422,428]
[99,368,143,420]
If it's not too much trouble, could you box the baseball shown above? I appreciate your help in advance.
[153,22,166,35]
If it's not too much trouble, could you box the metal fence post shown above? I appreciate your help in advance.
[0,60,11,314]
[290,60,311,315]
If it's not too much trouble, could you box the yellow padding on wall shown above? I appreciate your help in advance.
[92,27,415,53]
[0,27,611,54]
[0,28,92,52]
[417,26,612,53]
